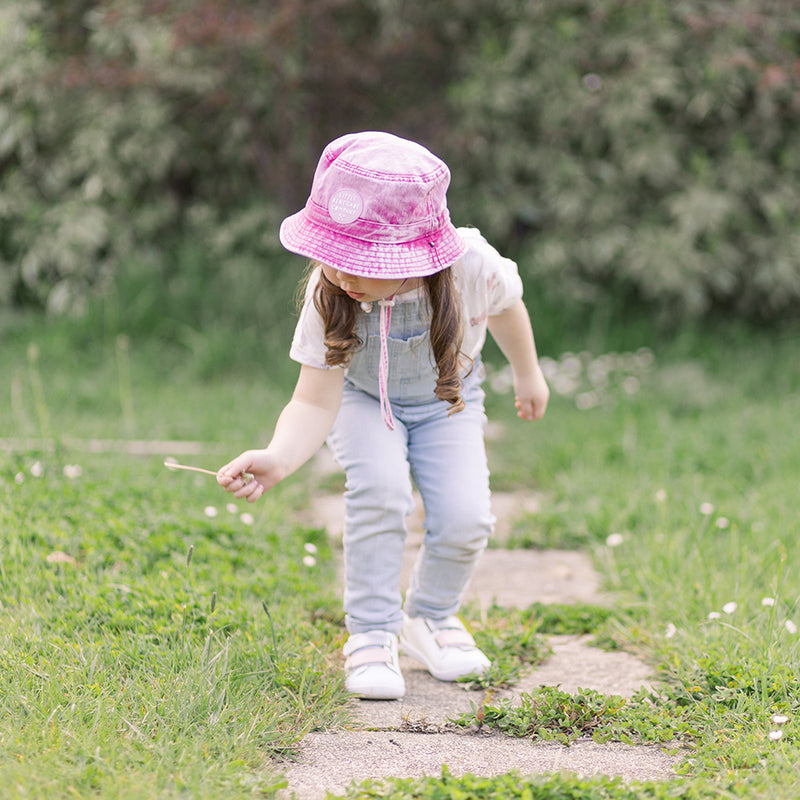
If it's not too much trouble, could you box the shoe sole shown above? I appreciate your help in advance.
[347,683,405,700]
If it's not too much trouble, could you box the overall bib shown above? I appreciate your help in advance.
[326,295,495,635]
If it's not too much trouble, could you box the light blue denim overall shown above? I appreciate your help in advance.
[326,296,496,635]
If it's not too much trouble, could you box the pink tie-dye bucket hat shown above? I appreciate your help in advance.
[279,131,467,278]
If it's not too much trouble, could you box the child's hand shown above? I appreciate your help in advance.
[216,449,287,503]
[514,366,550,421]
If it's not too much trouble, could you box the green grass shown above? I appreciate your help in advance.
[2,295,800,798]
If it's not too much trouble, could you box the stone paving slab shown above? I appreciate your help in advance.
[279,487,682,799]
[282,731,683,800]
[351,634,655,733]
[307,490,603,609]
[504,634,655,700]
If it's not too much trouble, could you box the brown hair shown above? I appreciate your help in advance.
[303,264,467,414]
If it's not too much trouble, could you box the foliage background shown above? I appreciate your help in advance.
[1,0,799,327]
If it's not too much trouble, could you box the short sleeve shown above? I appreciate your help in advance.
[455,227,524,360]
[289,268,331,369]
[458,227,523,314]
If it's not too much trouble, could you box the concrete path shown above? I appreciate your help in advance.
[282,464,682,799]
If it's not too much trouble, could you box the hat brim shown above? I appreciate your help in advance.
[279,210,467,279]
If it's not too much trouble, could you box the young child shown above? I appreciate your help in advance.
[217,131,549,700]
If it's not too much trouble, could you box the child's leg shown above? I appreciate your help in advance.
[327,385,415,636]
[403,381,494,620]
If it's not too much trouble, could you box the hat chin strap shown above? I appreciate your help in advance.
[377,297,396,429]
[373,278,407,431]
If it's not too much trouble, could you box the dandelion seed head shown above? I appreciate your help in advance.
[63,464,83,479]
[304,543,318,554]
[302,555,316,568]
[587,361,609,388]
[30,461,44,477]
[654,489,667,503]
[606,533,624,547]
[14,472,25,485]
[576,391,601,411]
[635,348,655,369]
[762,597,776,607]
[560,354,583,379]
[622,376,640,395]
[204,506,218,518]
[785,620,798,635]
[715,517,730,530]
[553,373,579,396]
[699,502,714,515]
[538,356,558,380]
[768,729,783,741]
[240,513,254,526]
[489,365,514,394]
[771,714,789,725]
[707,611,721,620]
[723,601,737,615]
[226,503,238,514]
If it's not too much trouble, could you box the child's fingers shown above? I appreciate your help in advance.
[515,396,537,421]
[233,477,264,502]
[217,456,252,487]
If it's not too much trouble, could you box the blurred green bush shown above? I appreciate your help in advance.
[445,0,800,321]
[1,0,798,323]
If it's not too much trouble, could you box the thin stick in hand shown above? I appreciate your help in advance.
[164,458,253,483]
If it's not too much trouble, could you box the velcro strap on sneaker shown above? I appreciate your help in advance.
[345,646,392,669]
[434,628,476,649]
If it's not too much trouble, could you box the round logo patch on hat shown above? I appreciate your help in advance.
[328,188,364,225]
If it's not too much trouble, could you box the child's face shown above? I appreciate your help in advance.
[321,264,413,303]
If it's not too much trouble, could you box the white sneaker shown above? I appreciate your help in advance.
[400,615,491,682]
[343,631,405,700]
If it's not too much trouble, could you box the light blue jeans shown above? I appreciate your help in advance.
[326,299,495,635]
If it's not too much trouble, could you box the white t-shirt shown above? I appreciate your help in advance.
[289,227,523,369]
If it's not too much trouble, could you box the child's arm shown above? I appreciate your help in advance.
[216,365,344,502]
[487,299,550,421]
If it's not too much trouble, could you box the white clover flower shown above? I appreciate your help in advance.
[304,542,318,554]
[715,517,730,530]
[722,602,737,615]
[204,506,218,518]
[226,503,238,514]
[30,461,44,477]
[699,502,714,515]
[762,597,776,607]
[708,611,721,620]
[606,533,624,547]
[785,620,798,635]
[665,623,677,639]
[771,714,789,725]
[654,489,667,503]
[14,472,25,485]
[240,512,254,526]
[768,729,783,741]
[302,555,316,568]
[63,464,83,479]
